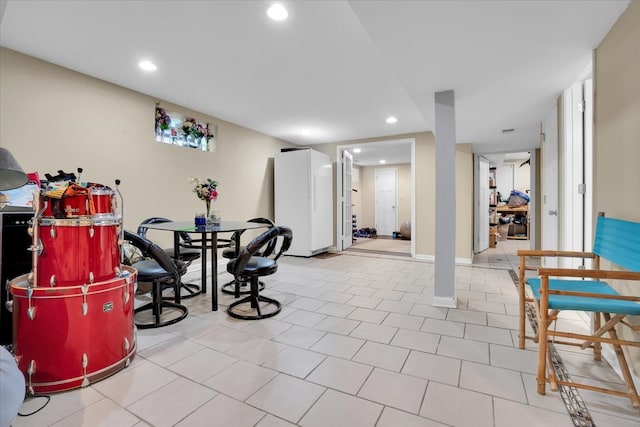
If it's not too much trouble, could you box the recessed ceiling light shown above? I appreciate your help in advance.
[267,4,288,20]
[379,160,386,164]
[138,60,157,71]
[353,148,361,153]
[301,129,311,136]
[386,116,398,124]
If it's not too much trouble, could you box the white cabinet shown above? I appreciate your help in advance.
[275,149,333,256]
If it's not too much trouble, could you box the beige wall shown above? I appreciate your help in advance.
[312,135,474,261]
[358,163,411,234]
[0,47,475,262]
[0,48,293,247]
[507,160,531,194]
[594,1,640,381]
[456,144,474,262]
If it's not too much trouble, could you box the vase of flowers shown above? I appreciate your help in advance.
[181,118,197,146]
[192,123,215,151]
[155,108,171,140]
[190,177,218,220]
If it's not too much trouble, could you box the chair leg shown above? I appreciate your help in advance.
[226,277,281,320]
[135,280,189,329]
[163,281,202,300]
[593,312,603,361]
[220,278,265,297]
[547,348,558,392]
[518,258,526,349]
[603,314,640,408]
[537,278,550,395]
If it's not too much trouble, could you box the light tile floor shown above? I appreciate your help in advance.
[12,247,640,427]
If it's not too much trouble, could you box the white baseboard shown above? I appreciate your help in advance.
[413,254,472,266]
[431,296,458,308]
[414,254,435,262]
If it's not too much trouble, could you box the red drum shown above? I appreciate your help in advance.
[40,194,91,218]
[40,187,116,218]
[36,217,121,287]
[89,186,117,217]
[10,267,137,393]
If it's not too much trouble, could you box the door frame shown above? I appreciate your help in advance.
[473,150,537,257]
[541,103,559,267]
[336,138,415,257]
[341,149,353,250]
[473,154,490,253]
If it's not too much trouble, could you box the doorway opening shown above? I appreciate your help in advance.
[336,138,415,257]
[473,151,535,270]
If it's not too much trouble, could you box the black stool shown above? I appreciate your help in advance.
[125,231,188,329]
[138,217,202,299]
[227,226,292,320]
[221,217,275,297]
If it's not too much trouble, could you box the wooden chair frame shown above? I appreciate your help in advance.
[517,213,640,408]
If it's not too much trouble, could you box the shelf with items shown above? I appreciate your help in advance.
[352,214,357,242]
[489,167,498,247]
[497,205,529,240]
[489,167,498,208]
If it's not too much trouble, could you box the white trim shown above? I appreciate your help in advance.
[414,254,471,265]
[410,141,416,257]
[431,296,458,308]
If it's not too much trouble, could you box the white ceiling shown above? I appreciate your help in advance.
[0,0,629,161]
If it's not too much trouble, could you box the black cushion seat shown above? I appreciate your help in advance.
[135,259,187,282]
[226,257,277,279]
[165,247,200,263]
[222,246,241,259]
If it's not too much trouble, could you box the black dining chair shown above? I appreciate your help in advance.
[226,226,292,320]
[124,230,188,329]
[138,217,202,298]
[220,217,275,297]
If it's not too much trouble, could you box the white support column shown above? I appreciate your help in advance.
[433,90,457,308]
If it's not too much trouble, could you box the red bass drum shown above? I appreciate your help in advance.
[10,267,137,393]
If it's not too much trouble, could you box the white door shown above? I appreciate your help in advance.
[310,150,333,253]
[375,168,397,236]
[341,150,353,250]
[476,156,490,252]
[542,105,559,267]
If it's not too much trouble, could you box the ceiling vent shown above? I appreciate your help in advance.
[501,128,515,134]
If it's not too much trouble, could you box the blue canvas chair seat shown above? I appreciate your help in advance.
[527,278,640,315]
[517,213,640,408]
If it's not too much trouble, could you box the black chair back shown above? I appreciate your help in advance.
[123,230,180,283]
[231,226,292,277]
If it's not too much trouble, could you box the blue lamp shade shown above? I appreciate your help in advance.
[0,148,28,191]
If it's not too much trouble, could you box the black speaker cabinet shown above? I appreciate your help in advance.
[0,212,33,345]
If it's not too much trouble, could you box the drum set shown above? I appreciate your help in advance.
[6,177,138,394]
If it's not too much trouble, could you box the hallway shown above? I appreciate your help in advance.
[472,238,533,271]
